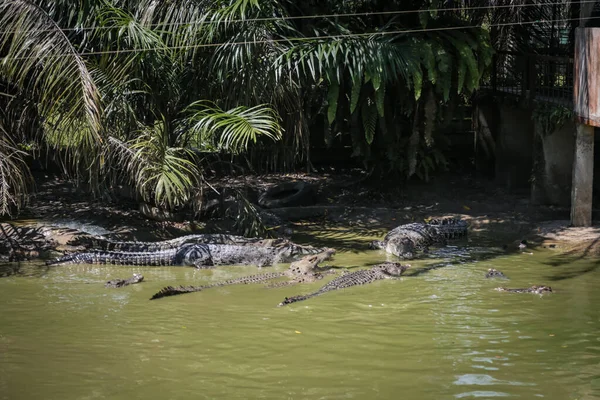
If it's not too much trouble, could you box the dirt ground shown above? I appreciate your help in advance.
[3,170,600,259]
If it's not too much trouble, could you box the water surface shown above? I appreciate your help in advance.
[0,235,599,399]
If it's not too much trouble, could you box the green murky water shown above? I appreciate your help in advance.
[1,231,599,400]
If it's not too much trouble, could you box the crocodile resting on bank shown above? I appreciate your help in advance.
[278,262,410,307]
[105,273,144,288]
[369,218,468,259]
[75,233,312,253]
[46,242,334,268]
[495,285,552,294]
[150,249,337,300]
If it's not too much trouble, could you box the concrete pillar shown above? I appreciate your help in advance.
[570,123,594,226]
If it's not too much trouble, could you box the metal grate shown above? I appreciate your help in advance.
[482,51,573,107]
[532,54,574,106]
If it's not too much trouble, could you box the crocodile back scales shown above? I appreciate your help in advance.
[46,244,212,266]
[375,218,468,258]
[46,243,307,267]
[427,218,468,239]
[278,263,408,306]
[150,250,336,300]
[150,271,287,300]
[83,234,267,252]
[79,234,325,256]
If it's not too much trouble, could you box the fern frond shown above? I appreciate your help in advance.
[361,99,378,145]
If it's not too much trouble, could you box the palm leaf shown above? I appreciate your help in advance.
[184,101,282,153]
[112,118,200,210]
[0,125,31,216]
[0,0,102,148]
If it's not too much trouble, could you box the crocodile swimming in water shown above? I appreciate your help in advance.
[149,249,337,300]
[485,268,507,278]
[46,242,334,268]
[105,273,144,288]
[278,262,409,307]
[369,218,468,259]
[495,285,552,294]
[75,233,310,253]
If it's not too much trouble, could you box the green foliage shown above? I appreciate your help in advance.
[185,102,282,154]
[414,144,449,182]
[0,0,502,217]
[0,0,102,148]
[0,125,31,216]
[361,99,378,145]
[231,189,275,238]
[129,119,200,210]
[532,104,574,137]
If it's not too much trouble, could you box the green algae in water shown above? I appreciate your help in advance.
[0,244,599,400]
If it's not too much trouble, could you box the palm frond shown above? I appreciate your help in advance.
[276,35,420,88]
[184,101,283,153]
[127,119,200,210]
[0,125,31,216]
[0,0,102,149]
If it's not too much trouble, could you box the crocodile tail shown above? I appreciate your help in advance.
[46,251,107,265]
[278,291,320,306]
[48,250,177,266]
[150,285,205,300]
[278,294,310,306]
[428,218,468,239]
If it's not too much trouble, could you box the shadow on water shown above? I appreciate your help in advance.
[403,246,509,278]
[540,237,600,281]
[290,218,527,281]
[320,245,511,278]
[292,221,385,253]
[0,262,50,278]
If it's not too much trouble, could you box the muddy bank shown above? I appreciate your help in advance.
[1,172,598,260]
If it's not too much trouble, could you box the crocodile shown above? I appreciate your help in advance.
[46,243,335,268]
[149,249,337,300]
[369,218,468,259]
[495,285,552,294]
[485,268,507,278]
[105,273,144,288]
[278,262,410,307]
[73,233,308,253]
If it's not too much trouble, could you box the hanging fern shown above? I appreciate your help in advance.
[361,99,378,145]
[375,86,385,117]
[350,74,362,114]
[421,42,437,85]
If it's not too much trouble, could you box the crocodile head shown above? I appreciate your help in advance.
[384,237,415,259]
[377,262,410,276]
[132,273,144,283]
[485,268,505,278]
[286,249,336,276]
[530,285,552,294]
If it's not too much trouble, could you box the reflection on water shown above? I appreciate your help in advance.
[0,240,599,400]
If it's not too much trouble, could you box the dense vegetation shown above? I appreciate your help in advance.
[1,0,560,216]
